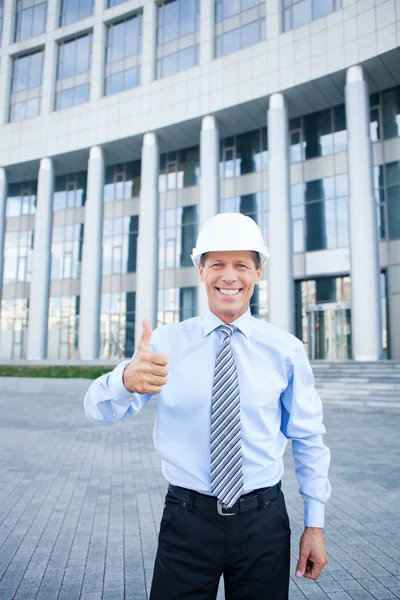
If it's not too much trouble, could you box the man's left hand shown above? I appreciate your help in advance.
[295,527,328,580]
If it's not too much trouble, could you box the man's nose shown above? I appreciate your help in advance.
[222,267,236,282]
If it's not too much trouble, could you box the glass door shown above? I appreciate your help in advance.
[307,303,352,360]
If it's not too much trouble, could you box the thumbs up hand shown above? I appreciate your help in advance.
[122,319,169,395]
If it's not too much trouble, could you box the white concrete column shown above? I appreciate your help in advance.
[141,1,157,85]
[0,169,8,304]
[345,65,382,361]
[90,23,106,101]
[41,41,57,114]
[0,0,15,125]
[79,146,105,359]
[197,115,219,316]
[267,93,294,334]
[27,158,54,359]
[135,133,159,346]
[200,0,214,64]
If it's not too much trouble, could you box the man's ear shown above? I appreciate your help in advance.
[199,264,204,282]
[255,265,262,284]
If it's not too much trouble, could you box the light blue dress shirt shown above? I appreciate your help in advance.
[84,308,331,527]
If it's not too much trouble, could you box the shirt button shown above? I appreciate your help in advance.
[112,413,116,417]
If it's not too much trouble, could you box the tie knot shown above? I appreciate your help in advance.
[219,324,235,338]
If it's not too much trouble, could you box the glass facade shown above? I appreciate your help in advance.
[0,299,29,359]
[6,182,37,217]
[55,34,92,110]
[53,172,86,211]
[104,161,141,202]
[102,216,138,276]
[3,229,34,284]
[215,0,266,58]
[220,129,267,178]
[15,0,47,42]
[159,147,200,191]
[51,224,83,280]
[47,296,79,359]
[9,51,44,122]
[157,287,197,326]
[156,0,200,79]
[289,105,347,162]
[291,175,349,253]
[105,13,143,96]
[374,161,400,241]
[100,292,135,359]
[159,206,197,270]
[283,0,342,32]
[295,273,388,359]
[59,0,93,26]
[370,86,400,142]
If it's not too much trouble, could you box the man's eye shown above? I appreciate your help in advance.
[212,263,222,267]
[238,264,247,268]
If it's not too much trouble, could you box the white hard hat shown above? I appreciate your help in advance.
[191,212,269,267]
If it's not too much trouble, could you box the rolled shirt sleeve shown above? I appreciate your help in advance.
[280,342,331,528]
[83,359,151,424]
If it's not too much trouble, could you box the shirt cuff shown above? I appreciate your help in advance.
[107,360,134,410]
[304,498,325,528]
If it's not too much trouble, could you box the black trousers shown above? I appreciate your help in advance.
[150,486,291,600]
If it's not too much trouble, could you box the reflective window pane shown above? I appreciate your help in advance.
[382,87,400,140]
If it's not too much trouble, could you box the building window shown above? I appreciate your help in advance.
[157,287,197,325]
[215,0,265,58]
[289,105,346,162]
[55,34,92,110]
[105,13,142,96]
[370,86,400,142]
[15,0,47,42]
[53,172,87,211]
[3,229,34,284]
[220,191,268,319]
[9,51,44,122]
[100,292,135,358]
[59,0,93,26]
[291,174,349,253]
[283,0,342,32]
[156,0,200,79]
[6,182,37,217]
[47,296,79,359]
[159,206,197,270]
[220,129,267,178]
[374,162,400,241]
[0,299,29,359]
[51,224,84,280]
[159,147,200,191]
[104,161,141,202]
[108,0,127,8]
[103,216,139,275]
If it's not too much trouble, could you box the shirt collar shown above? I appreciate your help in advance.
[202,308,252,340]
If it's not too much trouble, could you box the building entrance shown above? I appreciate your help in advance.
[307,302,352,360]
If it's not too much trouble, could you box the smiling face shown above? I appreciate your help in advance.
[198,251,262,323]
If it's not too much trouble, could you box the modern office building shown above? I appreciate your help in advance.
[0,0,399,362]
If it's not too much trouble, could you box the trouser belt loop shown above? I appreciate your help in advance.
[257,490,264,511]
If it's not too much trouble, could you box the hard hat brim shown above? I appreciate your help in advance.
[191,247,270,268]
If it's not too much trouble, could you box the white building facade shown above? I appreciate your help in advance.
[0,0,399,362]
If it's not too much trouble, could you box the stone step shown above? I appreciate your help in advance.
[315,381,400,390]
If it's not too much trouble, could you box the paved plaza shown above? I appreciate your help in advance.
[0,376,399,600]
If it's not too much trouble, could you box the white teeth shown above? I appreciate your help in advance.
[219,289,240,296]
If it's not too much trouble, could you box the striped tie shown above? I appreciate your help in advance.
[210,324,244,509]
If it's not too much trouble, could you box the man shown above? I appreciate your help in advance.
[84,212,331,600]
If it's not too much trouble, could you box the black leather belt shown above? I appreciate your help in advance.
[168,481,281,516]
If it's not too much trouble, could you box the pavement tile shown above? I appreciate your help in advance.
[0,381,400,600]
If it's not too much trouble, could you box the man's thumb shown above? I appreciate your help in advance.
[137,318,152,351]
[295,554,307,578]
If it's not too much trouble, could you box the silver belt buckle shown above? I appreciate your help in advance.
[217,500,235,516]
